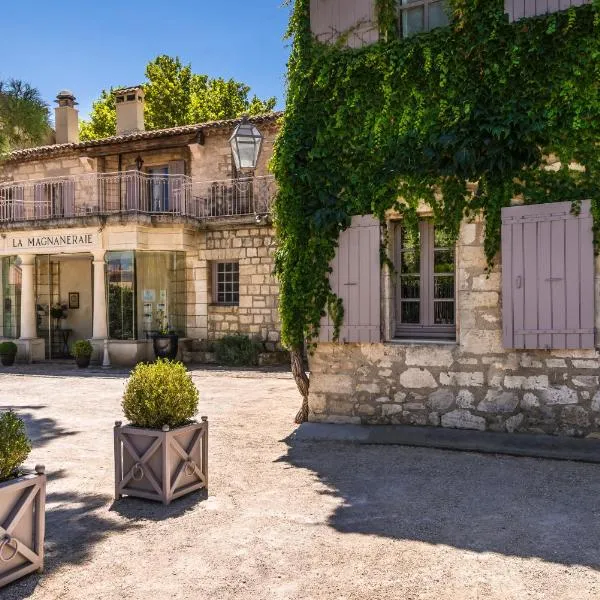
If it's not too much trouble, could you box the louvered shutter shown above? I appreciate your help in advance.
[320,215,381,343]
[33,184,47,219]
[62,180,75,217]
[502,200,594,349]
[168,160,186,214]
[125,167,140,211]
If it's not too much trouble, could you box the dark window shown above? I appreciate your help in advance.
[214,262,240,305]
[398,0,450,37]
[394,221,455,339]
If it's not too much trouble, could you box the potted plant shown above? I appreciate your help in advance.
[49,303,67,329]
[71,339,93,368]
[114,360,207,505]
[151,309,178,360]
[0,342,18,367]
[0,411,46,589]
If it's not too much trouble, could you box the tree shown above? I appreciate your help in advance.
[80,55,277,141]
[0,79,51,153]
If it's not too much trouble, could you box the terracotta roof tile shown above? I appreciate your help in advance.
[1,112,282,163]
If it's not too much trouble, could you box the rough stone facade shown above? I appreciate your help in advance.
[0,113,282,363]
[308,217,600,438]
[185,224,280,349]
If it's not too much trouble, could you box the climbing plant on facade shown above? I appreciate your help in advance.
[272,0,600,365]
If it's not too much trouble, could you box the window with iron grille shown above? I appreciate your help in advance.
[213,262,240,305]
[394,221,456,339]
[398,0,450,37]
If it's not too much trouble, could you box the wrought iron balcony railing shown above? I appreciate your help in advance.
[0,171,276,224]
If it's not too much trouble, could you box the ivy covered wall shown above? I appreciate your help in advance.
[272,0,600,350]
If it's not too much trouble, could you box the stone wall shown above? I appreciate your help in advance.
[308,217,600,438]
[185,223,281,349]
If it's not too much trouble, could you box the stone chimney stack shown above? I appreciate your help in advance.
[114,86,145,135]
[54,90,79,144]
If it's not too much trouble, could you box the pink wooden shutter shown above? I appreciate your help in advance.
[62,180,75,217]
[502,200,594,349]
[505,0,591,22]
[320,215,381,343]
[168,160,186,214]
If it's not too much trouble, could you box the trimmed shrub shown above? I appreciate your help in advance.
[122,359,199,429]
[0,341,18,355]
[214,334,261,366]
[71,339,93,358]
[0,411,31,482]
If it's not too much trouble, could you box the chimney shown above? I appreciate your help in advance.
[54,90,79,144]
[114,86,145,135]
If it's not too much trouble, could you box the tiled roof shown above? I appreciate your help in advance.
[2,112,283,163]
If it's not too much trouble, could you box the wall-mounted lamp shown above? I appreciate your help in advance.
[196,130,205,146]
[135,155,144,171]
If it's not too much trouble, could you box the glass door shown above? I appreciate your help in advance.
[35,255,60,358]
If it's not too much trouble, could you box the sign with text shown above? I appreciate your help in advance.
[8,232,97,251]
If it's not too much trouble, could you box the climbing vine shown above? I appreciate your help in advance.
[272,0,600,351]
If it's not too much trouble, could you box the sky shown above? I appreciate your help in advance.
[0,1,291,123]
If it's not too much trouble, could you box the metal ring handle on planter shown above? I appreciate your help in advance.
[132,463,144,481]
[0,536,18,562]
[184,460,196,477]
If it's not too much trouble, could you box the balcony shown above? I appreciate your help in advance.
[0,171,276,225]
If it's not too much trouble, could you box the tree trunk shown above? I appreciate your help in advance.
[291,346,309,424]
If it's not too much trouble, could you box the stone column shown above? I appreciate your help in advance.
[19,255,37,339]
[92,250,108,339]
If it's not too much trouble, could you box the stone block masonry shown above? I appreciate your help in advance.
[308,343,600,437]
[308,215,600,438]
[186,223,282,350]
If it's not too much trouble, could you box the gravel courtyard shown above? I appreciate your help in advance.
[2,364,600,600]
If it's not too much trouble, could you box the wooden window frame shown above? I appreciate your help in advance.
[212,261,240,306]
[394,221,456,340]
[397,0,450,37]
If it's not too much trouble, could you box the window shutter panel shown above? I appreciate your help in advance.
[320,215,381,343]
[506,0,590,21]
[33,184,46,219]
[62,180,75,217]
[125,166,140,211]
[168,160,186,214]
[502,200,594,349]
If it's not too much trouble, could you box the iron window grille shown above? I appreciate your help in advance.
[213,262,240,306]
[394,221,456,340]
[398,0,450,37]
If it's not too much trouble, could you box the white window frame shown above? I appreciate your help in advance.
[212,261,240,306]
[398,0,450,37]
[393,220,456,340]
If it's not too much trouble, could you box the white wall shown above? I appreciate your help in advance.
[59,256,93,343]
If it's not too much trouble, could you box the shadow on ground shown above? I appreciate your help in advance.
[0,365,130,379]
[4,488,141,600]
[278,435,600,569]
[109,489,208,522]
[0,405,78,449]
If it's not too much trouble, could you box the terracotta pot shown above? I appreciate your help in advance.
[75,355,91,369]
[0,353,16,367]
[152,334,179,361]
[0,467,46,589]
[114,419,208,505]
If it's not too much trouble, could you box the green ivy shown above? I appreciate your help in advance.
[272,0,600,350]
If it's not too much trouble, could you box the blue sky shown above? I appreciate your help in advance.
[0,1,291,122]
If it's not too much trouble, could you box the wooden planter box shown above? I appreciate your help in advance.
[0,467,46,589]
[114,419,208,505]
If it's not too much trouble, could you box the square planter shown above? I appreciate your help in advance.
[0,467,46,590]
[114,419,208,505]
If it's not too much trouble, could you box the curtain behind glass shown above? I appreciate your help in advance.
[107,251,135,340]
[135,252,186,339]
[0,257,21,338]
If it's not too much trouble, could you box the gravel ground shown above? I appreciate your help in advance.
[1,364,600,600]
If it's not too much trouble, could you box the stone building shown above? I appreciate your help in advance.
[0,86,282,365]
[307,0,600,438]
